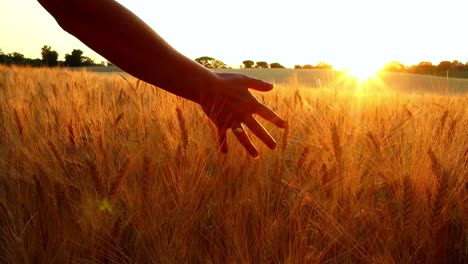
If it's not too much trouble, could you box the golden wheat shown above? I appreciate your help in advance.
[0,65,467,263]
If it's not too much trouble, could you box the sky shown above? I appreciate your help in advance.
[1,0,467,69]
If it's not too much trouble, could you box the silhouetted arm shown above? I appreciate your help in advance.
[38,0,287,158]
[38,0,214,103]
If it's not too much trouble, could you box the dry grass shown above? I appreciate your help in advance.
[0,65,467,263]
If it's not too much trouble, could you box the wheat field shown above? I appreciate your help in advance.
[0,65,467,263]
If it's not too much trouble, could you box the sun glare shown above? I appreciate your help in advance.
[333,61,385,96]
[345,65,380,82]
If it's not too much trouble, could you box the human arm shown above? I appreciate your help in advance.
[37,0,287,157]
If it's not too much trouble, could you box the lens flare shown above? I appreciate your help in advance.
[345,65,379,82]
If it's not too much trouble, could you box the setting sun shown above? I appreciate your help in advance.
[346,66,379,82]
[345,64,381,82]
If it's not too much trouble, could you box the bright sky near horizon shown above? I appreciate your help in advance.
[1,0,467,69]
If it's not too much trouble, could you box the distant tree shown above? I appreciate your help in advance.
[8,52,26,65]
[41,45,59,66]
[270,62,285,69]
[303,64,314,69]
[451,60,466,71]
[242,60,254,68]
[315,62,332,70]
[256,61,269,68]
[195,56,227,69]
[410,61,434,74]
[65,49,84,67]
[82,56,96,66]
[383,61,406,72]
[25,58,43,67]
[294,65,302,69]
[0,48,5,64]
[436,61,452,73]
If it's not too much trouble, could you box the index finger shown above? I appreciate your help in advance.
[255,104,288,128]
[242,77,274,92]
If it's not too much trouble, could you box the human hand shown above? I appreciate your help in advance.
[200,72,287,158]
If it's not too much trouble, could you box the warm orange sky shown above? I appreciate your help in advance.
[1,0,467,69]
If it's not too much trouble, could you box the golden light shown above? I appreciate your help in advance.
[332,56,385,83]
[345,64,380,82]
[332,60,386,97]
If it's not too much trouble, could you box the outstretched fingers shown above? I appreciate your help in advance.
[238,76,274,92]
[217,72,274,92]
[231,123,259,158]
[210,72,287,158]
[256,104,288,128]
[243,116,277,150]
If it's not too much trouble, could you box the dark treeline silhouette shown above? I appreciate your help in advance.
[294,62,333,70]
[240,60,285,69]
[196,56,468,79]
[0,49,43,67]
[295,60,468,78]
[3,47,468,79]
[0,46,108,67]
[383,60,468,78]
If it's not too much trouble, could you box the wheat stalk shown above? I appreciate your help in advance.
[435,110,448,137]
[330,122,341,162]
[142,154,152,201]
[428,149,448,233]
[296,145,310,170]
[114,112,124,127]
[176,106,189,153]
[281,122,290,154]
[47,140,66,173]
[111,156,132,202]
[13,108,23,138]
[68,120,76,152]
[400,174,414,244]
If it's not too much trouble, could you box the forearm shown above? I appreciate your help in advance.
[38,0,216,103]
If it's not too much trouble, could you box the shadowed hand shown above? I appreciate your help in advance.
[200,72,287,158]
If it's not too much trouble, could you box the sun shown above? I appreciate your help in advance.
[332,58,384,82]
[345,64,380,82]
[332,61,385,96]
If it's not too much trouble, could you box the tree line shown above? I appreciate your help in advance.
[2,47,467,79]
[382,60,468,77]
[0,45,107,67]
[195,56,468,79]
[194,56,288,69]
